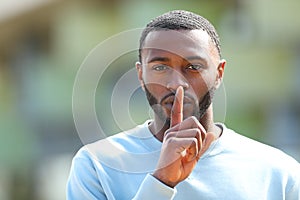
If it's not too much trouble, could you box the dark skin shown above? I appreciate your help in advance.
[136,29,226,187]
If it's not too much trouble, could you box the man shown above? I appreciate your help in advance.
[67,10,300,199]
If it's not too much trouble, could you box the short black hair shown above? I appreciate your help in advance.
[138,10,221,62]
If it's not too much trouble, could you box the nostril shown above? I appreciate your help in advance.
[166,81,189,92]
[182,82,189,89]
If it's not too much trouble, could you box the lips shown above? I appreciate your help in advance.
[162,95,193,107]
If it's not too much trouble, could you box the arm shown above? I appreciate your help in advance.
[68,149,177,200]
[66,149,107,200]
[286,162,300,200]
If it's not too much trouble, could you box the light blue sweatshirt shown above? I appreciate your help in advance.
[67,121,300,199]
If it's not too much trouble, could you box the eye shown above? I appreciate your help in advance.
[152,64,168,71]
[186,64,203,71]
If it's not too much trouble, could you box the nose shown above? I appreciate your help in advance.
[166,70,189,92]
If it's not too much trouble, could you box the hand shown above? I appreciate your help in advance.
[152,86,215,188]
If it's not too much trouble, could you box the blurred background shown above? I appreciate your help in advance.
[0,0,299,199]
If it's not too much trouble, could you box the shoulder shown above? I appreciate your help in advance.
[221,125,299,169]
[72,123,146,161]
[88,121,152,153]
[70,121,159,173]
[220,125,300,189]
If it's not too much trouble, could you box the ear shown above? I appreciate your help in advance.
[214,59,226,89]
[136,61,145,91]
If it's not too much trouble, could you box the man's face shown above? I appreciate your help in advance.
[137,29,224,126]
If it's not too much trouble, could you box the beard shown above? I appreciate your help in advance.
[144,84,215,128]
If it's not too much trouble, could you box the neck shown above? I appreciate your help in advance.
[148,105,222,142]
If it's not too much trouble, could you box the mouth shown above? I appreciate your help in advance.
[162,96,193,109]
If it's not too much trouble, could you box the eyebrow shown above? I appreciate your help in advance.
[147,55,207,64]
[147,56,170,63]
[185,56,206,62]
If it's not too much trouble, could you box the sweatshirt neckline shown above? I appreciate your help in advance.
[136,120,227,158]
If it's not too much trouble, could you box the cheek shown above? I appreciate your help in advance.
[144,83,165,94]
[188,74,215,97]
[142,71,168,91]
[198,70,217,88]
[189,75,208,90]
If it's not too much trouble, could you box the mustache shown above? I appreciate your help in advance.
[160,91,195,104]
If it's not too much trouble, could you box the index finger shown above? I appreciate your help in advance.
[170,86,184,127]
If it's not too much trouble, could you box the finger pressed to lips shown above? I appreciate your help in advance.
[165,86,209,161]
[170,86,184,127]
[163,96,193,105]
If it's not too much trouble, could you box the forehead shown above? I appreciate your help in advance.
[142,29,212,61]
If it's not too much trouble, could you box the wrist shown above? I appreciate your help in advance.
[152,171,178,188]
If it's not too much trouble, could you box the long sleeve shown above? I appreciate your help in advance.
[286,182,300,200]
[132,174,177,200]
[66,152,107,200]
[286,163,300,200]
